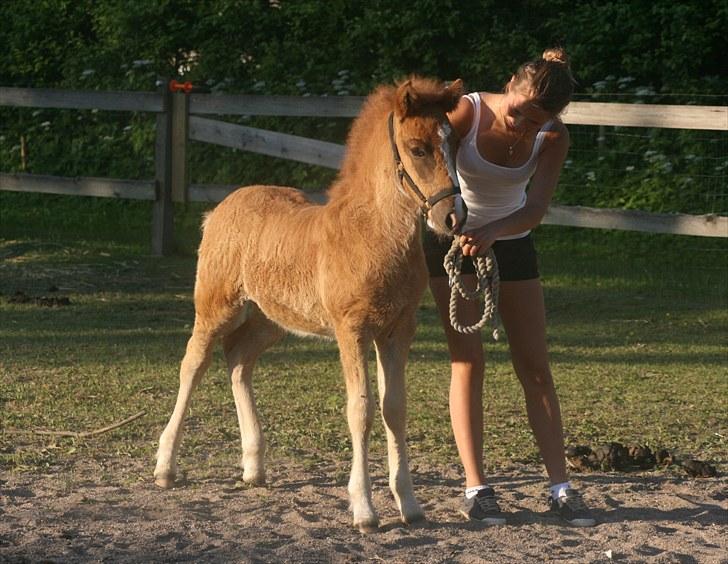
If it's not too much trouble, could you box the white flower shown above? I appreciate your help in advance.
[625,166,635,172]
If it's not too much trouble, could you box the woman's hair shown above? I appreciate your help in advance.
[508,47,576,115]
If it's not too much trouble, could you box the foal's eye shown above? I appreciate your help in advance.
[409,146,427,158]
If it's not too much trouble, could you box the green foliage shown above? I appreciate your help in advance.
[2,1,724,93]
[0,1,726,213]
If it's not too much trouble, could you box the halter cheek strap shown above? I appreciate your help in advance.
[388,112,460,211]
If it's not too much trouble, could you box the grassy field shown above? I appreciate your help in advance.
[1,192,726,484]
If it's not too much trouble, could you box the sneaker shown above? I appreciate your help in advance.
[460,487,507,525]
[548,488,596,527]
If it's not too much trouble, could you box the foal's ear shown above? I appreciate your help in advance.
[444,78,465,112]
[395,79,418,119]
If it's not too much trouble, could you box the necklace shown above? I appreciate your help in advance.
[500,100,526,159]
[506,130,526,158]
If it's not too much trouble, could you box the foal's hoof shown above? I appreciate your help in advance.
[357,521,379,535]
[242,470,266,486]
[154,473,177,489]
[402,509,426,526]
[356,519,380,534]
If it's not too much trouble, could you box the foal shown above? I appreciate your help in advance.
[154,76,466,532]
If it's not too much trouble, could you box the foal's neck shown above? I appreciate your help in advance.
[328,115,422,248]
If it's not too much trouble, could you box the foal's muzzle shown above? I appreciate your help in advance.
[445,194,468,234]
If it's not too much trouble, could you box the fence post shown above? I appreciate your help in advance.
[152,87,175,256]
[170,91,189,202]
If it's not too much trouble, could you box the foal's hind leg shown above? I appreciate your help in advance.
[374,311,425,525]
[155,322,216,488]
[223,306,284,485]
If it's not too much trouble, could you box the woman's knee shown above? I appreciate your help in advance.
[451,358,485,381]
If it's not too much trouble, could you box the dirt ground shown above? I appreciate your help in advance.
[1,457,726,564]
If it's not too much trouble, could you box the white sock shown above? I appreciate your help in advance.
[465,485,489,499]
[550,481,571,500]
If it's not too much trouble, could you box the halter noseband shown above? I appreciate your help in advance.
[388,112,460,212]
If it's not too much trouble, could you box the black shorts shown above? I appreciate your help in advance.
[423,229,540,282]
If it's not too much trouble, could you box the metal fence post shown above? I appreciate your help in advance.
[152,87,175,256]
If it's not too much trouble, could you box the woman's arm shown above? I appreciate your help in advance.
[460,123,570,256]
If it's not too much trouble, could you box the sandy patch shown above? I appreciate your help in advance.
[1,459,725,563]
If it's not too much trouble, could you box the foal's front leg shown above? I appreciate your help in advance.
[336,328,378,532]
[374,314,424,525]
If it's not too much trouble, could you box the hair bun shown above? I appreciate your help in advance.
[542,47,569,65]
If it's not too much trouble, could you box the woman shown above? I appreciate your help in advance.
[425,48,595,527]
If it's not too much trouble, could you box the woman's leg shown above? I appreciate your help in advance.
[497,278,567,485]
[429,275,487,487]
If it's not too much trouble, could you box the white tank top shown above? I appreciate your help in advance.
[457,92,553,239]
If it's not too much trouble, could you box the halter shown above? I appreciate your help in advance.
[388,112,461,212]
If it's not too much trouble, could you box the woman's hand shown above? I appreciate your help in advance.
[459,224,498,257]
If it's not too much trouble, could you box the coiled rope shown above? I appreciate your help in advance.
[443,238,500,340]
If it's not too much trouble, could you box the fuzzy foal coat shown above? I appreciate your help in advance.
[154,77,465,532]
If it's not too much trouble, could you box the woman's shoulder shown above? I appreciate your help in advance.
[538,118,570,159]
[447,94,476,138]
[543,118,569,146]
[448,91,499,138]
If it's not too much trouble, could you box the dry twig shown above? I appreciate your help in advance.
[5,410,146,438]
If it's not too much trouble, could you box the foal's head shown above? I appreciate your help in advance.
[390,76,467,235]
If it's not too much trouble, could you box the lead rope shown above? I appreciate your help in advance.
[443,238,501,340]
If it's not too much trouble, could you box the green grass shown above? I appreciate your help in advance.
[1,192,726,484]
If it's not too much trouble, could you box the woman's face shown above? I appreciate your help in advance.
[501,88,552,134]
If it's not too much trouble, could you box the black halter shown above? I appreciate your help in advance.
[388,112,460,212]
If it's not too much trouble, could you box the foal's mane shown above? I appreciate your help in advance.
[327,76,460,200]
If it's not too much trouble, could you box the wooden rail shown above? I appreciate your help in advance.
[563,102,728,131]
[0,87,163,113]
[189,94,362,118]
[187,94,728,131]
[0,173,155,200]
[183,183,727,238]
[543,204,727,238]
[1,86,726,251]
[189,116,345,169]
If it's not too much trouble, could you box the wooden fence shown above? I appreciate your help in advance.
[1,86,726,254]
